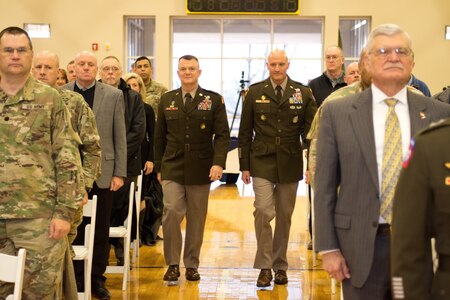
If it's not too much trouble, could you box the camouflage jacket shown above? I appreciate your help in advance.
[59,89,101,191]
[0,77,82,221]
[144,80,168,117]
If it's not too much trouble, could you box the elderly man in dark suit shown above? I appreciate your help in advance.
[63,51,127,300]
[238,49,317,287]
[154,55,229,284]
[314,24,450,299]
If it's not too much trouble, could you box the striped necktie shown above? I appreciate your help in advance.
[380,98,402,224]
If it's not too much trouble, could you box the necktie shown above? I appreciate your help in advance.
[275,85,282,101]
[380,98,402,224]
[184,93,194,110]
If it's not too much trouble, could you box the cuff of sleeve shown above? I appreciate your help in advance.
[53,208,75,223]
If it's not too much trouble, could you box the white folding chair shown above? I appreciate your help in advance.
[73,195,98,300]
[0,248,26,300]
[106,181,135,291]
[131,173,143,266]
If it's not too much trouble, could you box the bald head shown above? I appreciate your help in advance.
[267,49,290,84]
[32,50,60,87]
[344,62,360,85]
[74,51,98,87]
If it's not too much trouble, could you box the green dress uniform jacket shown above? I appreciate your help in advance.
[238,77,317,183]
[391,118,450,300]
[154,87,230,185]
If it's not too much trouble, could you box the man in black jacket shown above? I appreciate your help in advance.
[100,56,146,266]
[308,46,347,107]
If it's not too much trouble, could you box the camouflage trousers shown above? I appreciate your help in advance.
[0,218,66,300]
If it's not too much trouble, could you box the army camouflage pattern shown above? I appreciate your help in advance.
[0,218,66,299]
[0,77,82,222]
[59,89,101,192]
[144,80,168,117]
[307,83,424,188]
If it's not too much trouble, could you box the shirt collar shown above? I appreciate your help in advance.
[270,77,288,91]
[371,83,408,105]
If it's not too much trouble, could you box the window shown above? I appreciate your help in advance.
[24,23,50,39]
[125,17,155,73]
[339,17,370,66]
[172,18,323,135]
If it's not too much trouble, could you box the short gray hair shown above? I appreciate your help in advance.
[365,24,412,53]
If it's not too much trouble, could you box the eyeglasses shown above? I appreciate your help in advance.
[370,47,412,58]
[0,47,31,56]
[102,66,120,72]
[325,55,341,61]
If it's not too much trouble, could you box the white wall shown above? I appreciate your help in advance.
[1,0,449,93]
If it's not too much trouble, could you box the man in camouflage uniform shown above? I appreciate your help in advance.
[32,50,102,300]
[134,56,168,117]
[0,26,83,299]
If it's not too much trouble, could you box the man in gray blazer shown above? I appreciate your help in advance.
[63,51,127,300]
[314,24,450,299]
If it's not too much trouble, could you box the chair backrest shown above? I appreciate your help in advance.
[125,182,135,229]
[83,195,98,252]
[0,248,27,300]
[134,174,143,234]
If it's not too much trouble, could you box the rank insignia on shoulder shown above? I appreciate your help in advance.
[402,139,415,168]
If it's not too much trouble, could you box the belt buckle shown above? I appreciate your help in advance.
[275,137,281,145]
[185,144,190,151]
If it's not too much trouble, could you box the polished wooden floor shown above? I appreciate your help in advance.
[105,178,341,299]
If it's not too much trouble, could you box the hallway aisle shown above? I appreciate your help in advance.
[106,179,340,299]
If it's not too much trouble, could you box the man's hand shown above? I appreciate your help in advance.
[304,170,310,185]
[49,219,71,240]
[110,176,124,191]
[143,161,154,175]
[322,251,351,281]
[209,165,223,181]
[241,170,251,184]
[80,192,88,206]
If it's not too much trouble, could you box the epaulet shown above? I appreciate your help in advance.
[248,80,266,88]
[416,118,450,136]
[290,79,308,87]
[201,88,221,97]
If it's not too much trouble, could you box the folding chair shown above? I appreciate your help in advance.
[131,173,143,266]
[0,248,27,300]
[106,181,135,290]
[73,195,98,300]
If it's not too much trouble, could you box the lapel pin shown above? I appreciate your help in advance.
[419,112,426,119]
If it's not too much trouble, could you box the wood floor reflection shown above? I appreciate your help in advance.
[105,179,341,299]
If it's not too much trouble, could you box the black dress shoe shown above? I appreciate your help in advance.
[163,265,180,281]
[274,270,288,285]
[92,281,110,299]
[256,269,272,287]
[185,268,200,281]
